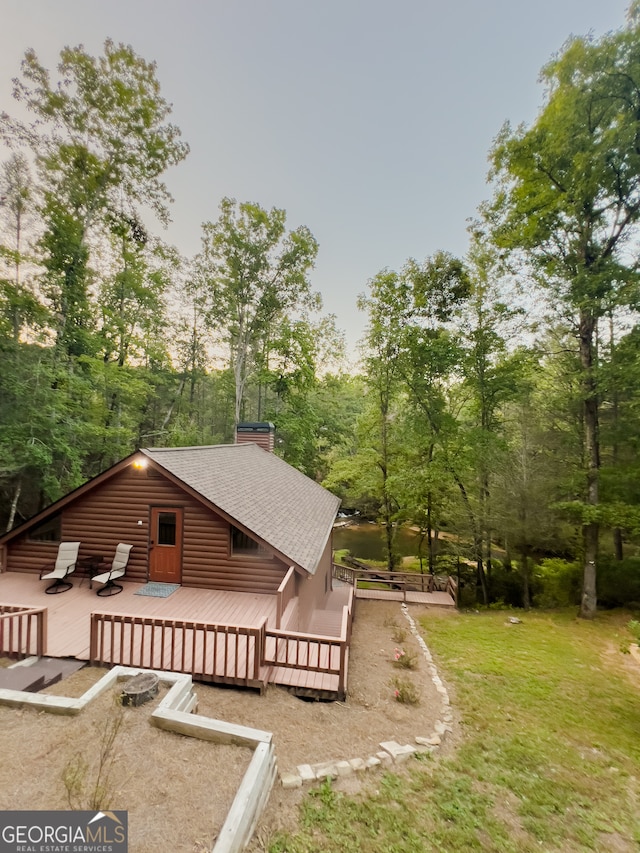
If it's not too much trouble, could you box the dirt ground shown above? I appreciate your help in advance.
[0,600,455,852]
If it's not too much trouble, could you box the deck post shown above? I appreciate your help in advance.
[38,607,47,657]
[255,620,265,682]
[337,605,349,699]
[89,613,98,664]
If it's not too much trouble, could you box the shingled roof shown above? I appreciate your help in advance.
[142,444,340,575]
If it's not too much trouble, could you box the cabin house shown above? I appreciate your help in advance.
[0,425,353,697]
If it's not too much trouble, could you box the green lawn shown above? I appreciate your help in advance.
[269,609,640,852]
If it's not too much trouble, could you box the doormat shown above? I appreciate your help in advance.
[134,582,180,598]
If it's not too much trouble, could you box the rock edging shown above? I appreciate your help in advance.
[280,603,453,788]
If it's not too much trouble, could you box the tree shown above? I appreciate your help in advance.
[396,254,470,575]
[355,255,471,573]
[196,198,319,426]
[261,315,345,474]
[488,8,640,616]
[454,234,525,601]
[493,352,562,609]
[0,153,36,339]
[597,323,640,551]
[1,40,189,357]
[0,41,188,527]
[357,270,409,570]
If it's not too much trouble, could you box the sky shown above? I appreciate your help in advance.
[0,0,632,352]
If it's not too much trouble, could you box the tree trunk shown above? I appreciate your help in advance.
[504,537,512,571]
[476,557,488,606]
[607,311,624,561]
[475,533,488,605]
[6,479,21,532]
[520,544,530,611]
[579,308,599,618]
[613,528,624,561]
[427,490,434,573]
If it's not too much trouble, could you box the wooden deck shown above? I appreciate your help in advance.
[333,564,457,608]
[0,571,277,659]
[0,571,353,698]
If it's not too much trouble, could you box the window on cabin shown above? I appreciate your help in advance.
[28,515,61,542]
[231,525,267,556]
[157,512,177,546]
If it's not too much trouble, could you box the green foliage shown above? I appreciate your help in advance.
[486,561,532,608]
[0,40,190,528]
[534,559,582,608]
[196,197,319,425]
[4,40,189,225]
[597,556,640,608]
[488,12,640,615]
[555,500,640,537]
[390,675,419,704]
[392,647,418,670]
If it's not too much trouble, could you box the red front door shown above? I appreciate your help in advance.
[149,507,183,583]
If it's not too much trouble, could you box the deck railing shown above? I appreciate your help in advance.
[334,563,458,604]
[354,573,431,601]
[90,586,356,698]
[332,563,357,585]
[446,575,458,604]
[0,605,47,658]
[275,566,296,629]
[90,613,267,688]
[348,569,435,595]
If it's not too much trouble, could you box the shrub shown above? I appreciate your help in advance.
[391,626,407,644]
[534,558,582,608]
[62,699,126,810]
[488,560,529,608]
[392,647,417,669]
[391,676,419,705]
[597,556,640,608]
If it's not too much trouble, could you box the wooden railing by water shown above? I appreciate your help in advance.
[0,605,47,658]
[90,612,267,688]
[333,563,457,605]
[358,570,437,592]
[332,563,357,585]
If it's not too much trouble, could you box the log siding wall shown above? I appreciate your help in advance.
[5,466,288,594]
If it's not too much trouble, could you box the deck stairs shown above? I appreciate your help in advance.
[269,585,352,700]
[0,657,85,693]
[307,584,352,636]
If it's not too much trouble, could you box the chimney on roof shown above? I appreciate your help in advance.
[235,422,275,452]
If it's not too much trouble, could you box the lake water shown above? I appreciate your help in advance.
[333,521,425,561]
